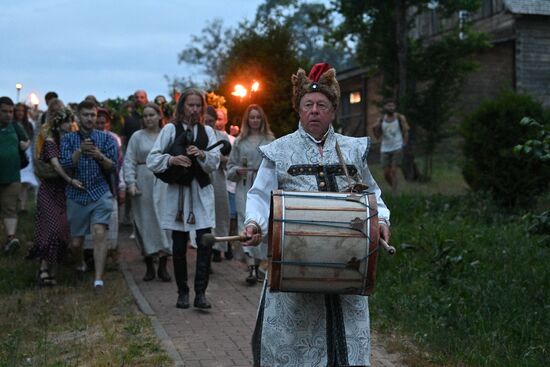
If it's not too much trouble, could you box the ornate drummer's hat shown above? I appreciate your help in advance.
[291,62,340,111]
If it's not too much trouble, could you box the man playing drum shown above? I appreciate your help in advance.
[242,63,391,366]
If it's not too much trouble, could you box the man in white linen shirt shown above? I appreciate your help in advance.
[147,89,219,310]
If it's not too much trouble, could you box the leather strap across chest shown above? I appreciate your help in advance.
[287,164,358,192]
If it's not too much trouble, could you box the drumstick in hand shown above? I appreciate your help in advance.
[379,238,396,255]
[202,234,249,247]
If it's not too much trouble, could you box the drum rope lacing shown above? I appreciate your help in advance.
[271,199,381,270]
[272,193,371,206]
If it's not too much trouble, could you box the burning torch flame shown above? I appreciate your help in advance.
[251,81,260,92]
[29,92,40,106]
[231,84,247,98]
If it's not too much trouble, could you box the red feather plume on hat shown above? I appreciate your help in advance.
[308,63,332,82]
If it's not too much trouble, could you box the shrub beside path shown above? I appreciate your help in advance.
[118,227,405,367]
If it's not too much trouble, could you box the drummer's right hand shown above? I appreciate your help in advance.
[242,224,262,247]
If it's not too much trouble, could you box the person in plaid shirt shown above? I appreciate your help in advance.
[60,100,118,291]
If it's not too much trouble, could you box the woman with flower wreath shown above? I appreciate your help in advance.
[227,104,275,284]
[28,107,84,286]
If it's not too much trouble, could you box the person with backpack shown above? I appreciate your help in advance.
[373,98,410,193]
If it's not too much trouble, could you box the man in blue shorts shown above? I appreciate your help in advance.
[373,98,409,194]
[60,100,118,290]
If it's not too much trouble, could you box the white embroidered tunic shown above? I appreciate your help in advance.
[227,134,275,260]
[124,130,171,255]
[146,123,219,232]
[245,123,390,367]
[210,129,231,252]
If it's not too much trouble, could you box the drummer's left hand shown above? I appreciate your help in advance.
[379,223,391,244]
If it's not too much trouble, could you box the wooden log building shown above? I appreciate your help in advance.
[337,0,550,138]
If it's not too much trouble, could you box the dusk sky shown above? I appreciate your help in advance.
[1,0,264,109]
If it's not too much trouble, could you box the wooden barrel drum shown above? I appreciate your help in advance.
[268,190,380,296]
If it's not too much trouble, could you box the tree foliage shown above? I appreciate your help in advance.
[255,0,352,70]
[332,0,487,179]
[332,0,482,91]
[217,23,303,137]
[406,28,489,177]
[175,3,317,137]
[177,18,235,87]
[461,91,550,208]
[176,0,350,86]
[332,0,399,95]
[514,117,550,163]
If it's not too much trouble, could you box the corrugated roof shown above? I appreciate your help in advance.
[504,0,550,15]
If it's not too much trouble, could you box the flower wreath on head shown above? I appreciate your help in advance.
[50,108,74,130]
[34,107,74,160]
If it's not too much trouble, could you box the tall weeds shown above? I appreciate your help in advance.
[371,193,549,366]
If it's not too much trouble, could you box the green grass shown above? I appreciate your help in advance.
[370,192,549,366]
[0,198,171,367]
[369,154,469,196]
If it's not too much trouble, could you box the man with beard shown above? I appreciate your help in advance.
[373,98,409,193]
[60,100,118,291]
[147,89,219,309]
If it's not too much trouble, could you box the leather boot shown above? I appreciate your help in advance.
[157,256,171,282]
[246,265,257,285]
[172,231,189,309]
[194,292,211,309]
[143,256,155,281]
[212,249,222,262]
[173,255,189,296]
[176,292,190,309]
[194,231,212,293]
[254,265,264,282]
[224,244,233,260]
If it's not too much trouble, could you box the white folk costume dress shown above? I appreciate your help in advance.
[245,124,390,367]
[146,123,219,232]
[20,120,38,187]
[227,134,275,260]
[124,130,171,255]
[210,129,231,252]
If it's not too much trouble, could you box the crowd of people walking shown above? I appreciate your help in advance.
[0,87,263,303]
[0,62,395,366]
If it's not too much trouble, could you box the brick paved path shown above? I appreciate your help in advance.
[118,227,405,367]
